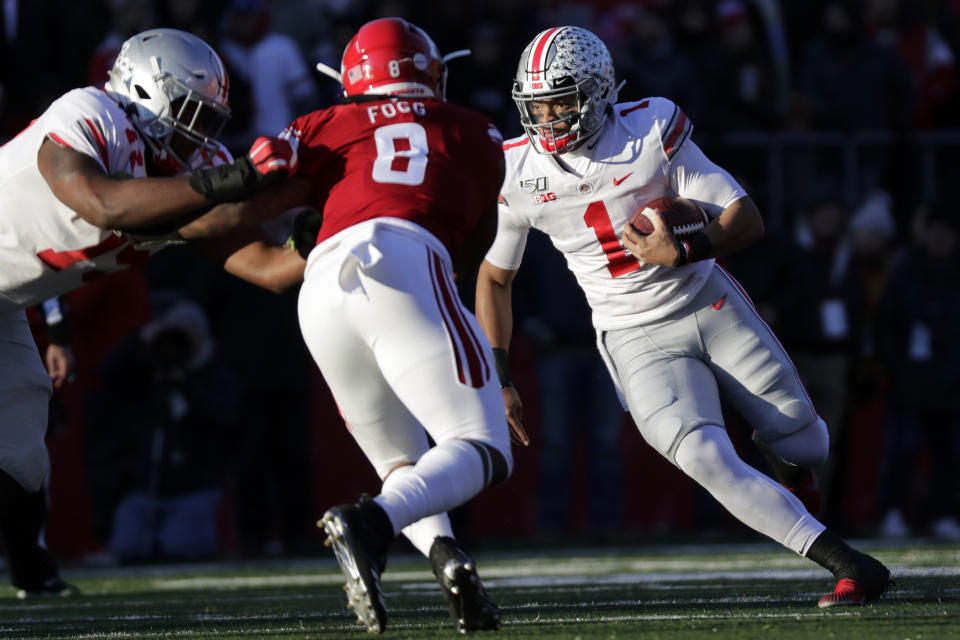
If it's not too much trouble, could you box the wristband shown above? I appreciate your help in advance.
[492,347,513,389]
[675,232,712,267]
[674,238,690,267]
[189,155,261,203]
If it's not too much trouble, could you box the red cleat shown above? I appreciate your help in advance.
[818,567,892,609]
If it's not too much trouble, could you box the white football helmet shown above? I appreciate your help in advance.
[105,28,231,170]
[512,26,620,154]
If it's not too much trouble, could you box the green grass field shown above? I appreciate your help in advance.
[2,539,957,640]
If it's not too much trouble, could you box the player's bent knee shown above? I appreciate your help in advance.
[772,417,829,468]
[463,438,513,487]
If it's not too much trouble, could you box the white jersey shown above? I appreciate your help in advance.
[0,87,230,313]
[487,97,746,330]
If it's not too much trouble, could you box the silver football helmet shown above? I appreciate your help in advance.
[512,26,620,154]
[105,28,231,170]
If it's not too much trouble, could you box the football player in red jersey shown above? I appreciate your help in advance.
[0,28,300,599]
[476,26,891,609]
[269,18,509,634]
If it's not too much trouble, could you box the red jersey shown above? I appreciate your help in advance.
[282,98,504,257]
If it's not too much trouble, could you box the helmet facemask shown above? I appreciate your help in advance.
[513,75,608,154]
[135,72,231,171]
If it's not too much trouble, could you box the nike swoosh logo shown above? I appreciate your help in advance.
[713,293,728,310]
[613,172,633,186]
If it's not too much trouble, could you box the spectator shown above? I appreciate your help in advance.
[87,0,156,88]
[863,0,957,128]
[777,183,896,528]
[700,0,785,132]
[212,272,315,557]
[604,3,705,127]
[0,0,107,140]
[218,0,320,151]
[874,203,960,540]
[794,0,917,131]
[159,0,224,45]
[90,300,238,561]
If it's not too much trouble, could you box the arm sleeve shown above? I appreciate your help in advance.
[668,140,747,217]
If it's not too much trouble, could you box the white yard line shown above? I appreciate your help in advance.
[150,563,960,591]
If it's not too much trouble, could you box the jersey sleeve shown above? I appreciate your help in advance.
[280,110,333,178]
[668,139,747,216]
[42,91,134,177]
[646,97,693,162]
[484,197,530,271]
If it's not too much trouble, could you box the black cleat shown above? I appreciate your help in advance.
[429,536,500,633]
[751,430,821,514]
[318,498,393,633]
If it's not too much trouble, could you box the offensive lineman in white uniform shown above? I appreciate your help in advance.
[476,26,891,608]
[0,28,299,597]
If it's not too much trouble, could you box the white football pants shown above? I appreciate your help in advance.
[600,264,825,463]
[298,218,512,533]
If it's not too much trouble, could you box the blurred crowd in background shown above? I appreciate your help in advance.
[1,0,959,565]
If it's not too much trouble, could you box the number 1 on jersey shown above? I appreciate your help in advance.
[584,200,641,278]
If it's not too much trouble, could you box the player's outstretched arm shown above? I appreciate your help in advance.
[39,135,297,232]
[38,137,210,230]
[194,227,305,294]
[176,176,316,240]
[476,260,529,446]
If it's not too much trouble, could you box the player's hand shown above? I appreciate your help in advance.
[248,136,297,178]
[502,385,530,446]
[621,209,682,267]
[45,344,75,389]
[287,207,323,259]
[189,136,298,203]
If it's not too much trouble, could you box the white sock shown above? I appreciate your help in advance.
[381,465,454,557]
[374,439,485,535]
[675,425,826,554]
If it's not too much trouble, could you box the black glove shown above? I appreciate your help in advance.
[189,137,296,203]
[288,207,324,260]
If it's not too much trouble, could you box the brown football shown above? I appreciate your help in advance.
[630,196,709,237]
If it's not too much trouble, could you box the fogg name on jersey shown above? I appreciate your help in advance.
[366,100,427,123]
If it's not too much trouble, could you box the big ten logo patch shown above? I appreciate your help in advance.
[532,192,557,204]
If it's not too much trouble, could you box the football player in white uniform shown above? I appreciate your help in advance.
[0,28,300,597]
[476,26,891,608]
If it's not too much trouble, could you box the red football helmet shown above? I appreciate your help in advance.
[340,18,446,100]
